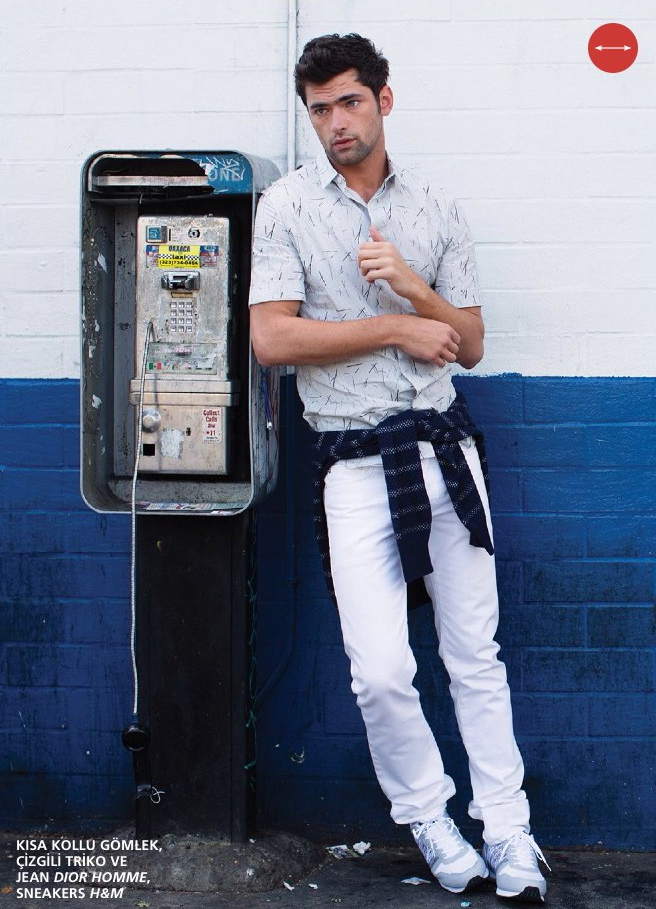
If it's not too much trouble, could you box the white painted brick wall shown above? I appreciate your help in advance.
[1,0,654,378]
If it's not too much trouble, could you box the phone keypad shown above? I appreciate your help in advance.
[168,301,195,333]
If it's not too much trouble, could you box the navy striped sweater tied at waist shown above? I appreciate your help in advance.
[312,392,494,607]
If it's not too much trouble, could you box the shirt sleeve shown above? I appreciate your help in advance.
[434,196,482,309]
[248,189,306,306]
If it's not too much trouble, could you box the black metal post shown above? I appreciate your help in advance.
[134,511,254,841]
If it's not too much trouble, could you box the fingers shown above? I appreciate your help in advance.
[431,326,460,366]
[437,343,458,366]
[358,234,391,262]
[359,258,393,282]
[358,229,394,279]
[357,244,389,265]
[446,337,460,361]
[357,233,421,300]
[435,349,458,367]
[358,248,394,283]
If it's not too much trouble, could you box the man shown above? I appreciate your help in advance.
[249,33,549,903]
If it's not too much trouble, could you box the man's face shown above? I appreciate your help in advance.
[304,68,392,168]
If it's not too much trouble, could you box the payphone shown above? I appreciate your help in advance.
[80,151,282,841]
[131,214,236,475]
[80,150,280,513]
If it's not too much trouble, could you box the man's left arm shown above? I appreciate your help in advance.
[399,277,483,370]
[358,201,484,369]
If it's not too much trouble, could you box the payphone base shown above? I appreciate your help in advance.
[135,511,254,840]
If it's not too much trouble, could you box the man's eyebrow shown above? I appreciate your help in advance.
[308,92,365,110]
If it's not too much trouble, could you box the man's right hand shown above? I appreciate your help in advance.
[395,316,460,367]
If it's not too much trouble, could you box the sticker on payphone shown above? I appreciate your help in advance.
[157,244,201,269]
[199,245,219,267]
[203,407,221,443]
[145,244,220,268]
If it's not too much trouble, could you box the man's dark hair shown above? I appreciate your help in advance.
[294,33,389,106]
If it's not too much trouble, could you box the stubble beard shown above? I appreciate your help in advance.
[327,136,373,167]
[325,118,383,168]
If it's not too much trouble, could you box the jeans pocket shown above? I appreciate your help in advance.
[325,460,379,485]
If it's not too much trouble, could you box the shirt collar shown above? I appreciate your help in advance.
[315,150,400,191]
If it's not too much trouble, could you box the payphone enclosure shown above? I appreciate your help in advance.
[80,151,281,514]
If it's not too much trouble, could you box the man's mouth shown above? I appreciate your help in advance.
[333,138,355,150]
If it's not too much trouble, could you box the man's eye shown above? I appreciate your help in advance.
[346,100,359,108]
[314,108,328,116]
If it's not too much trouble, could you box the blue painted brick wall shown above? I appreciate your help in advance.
[255,375,656,849]
[1,376,655,847]
[0,379,133,830]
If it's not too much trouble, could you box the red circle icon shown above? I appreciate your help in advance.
[588,23,638,72]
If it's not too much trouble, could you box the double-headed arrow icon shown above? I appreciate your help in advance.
[589,24,638,72]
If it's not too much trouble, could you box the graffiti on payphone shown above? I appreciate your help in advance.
[192,155,252,193]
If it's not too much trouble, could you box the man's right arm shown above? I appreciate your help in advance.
[250,299,460,368]
[248,188,460,368]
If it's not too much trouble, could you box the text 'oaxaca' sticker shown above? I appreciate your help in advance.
[156,244,201,269]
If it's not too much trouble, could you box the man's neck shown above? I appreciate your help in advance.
[332,145,389,204]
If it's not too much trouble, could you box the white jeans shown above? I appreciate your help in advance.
[323,439,530,845]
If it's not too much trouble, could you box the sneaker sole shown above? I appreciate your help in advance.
[440,873,489,895]
[496,885,545,903]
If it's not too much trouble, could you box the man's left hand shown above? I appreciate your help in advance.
[357,226,423,301]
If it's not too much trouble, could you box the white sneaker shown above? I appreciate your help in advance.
[483,831,550,902]
[410,812,489,894]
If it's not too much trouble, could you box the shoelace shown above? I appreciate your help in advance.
[494,832,552,872]
[414,816,464,862]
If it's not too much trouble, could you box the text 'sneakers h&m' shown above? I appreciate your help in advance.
[410,813,488,893]
[483,830,550,903]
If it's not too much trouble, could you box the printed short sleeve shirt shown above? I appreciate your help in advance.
[249,152,481,431]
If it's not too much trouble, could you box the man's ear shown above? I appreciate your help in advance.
[379,85,393,117]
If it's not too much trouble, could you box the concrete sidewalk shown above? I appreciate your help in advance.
[3,834,655,909]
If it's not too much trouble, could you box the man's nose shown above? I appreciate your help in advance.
[331,109,348,132]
